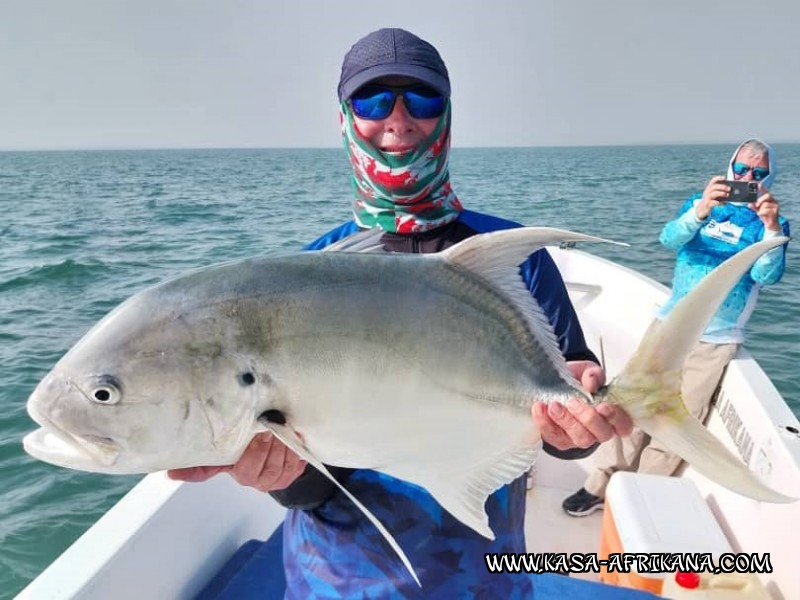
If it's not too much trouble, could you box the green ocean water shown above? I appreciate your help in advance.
[1,146,798,596]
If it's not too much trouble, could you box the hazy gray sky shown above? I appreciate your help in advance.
[1,0,798,150]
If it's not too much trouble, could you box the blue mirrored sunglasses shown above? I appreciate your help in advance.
[350,85,446,120]
[732,162,769,181]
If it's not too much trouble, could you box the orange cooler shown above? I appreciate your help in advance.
[598,472,733,595]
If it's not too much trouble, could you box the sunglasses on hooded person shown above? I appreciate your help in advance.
[349,84,447,120]
[732,162,769,181]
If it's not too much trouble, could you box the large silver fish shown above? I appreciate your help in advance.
[23,227,793,585]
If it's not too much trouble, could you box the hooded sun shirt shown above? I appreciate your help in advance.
[341,100,463,234]
[656,138,789,343]
[725,138,777,192]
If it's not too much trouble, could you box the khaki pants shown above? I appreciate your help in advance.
[584,326,739,498]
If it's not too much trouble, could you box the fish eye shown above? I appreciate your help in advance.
[89,375,122,405]
[238,371,256,386]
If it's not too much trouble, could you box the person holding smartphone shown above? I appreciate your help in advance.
[563,138,790,517]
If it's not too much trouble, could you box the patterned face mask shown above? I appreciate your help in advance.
[341,101,462,234]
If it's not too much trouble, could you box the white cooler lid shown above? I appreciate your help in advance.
[606,472,733,557]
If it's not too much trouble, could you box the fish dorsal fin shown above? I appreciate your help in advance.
[321,228,387,253]
[261,419,421,587]
[440,227,625,397]
[625,236,790,375]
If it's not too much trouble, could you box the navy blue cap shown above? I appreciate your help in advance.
[338,28,450,101]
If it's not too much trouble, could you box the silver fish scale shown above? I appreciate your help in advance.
[159,251,581,411]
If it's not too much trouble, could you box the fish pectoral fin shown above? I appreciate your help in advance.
[262,421,421,587]
[415,443,542,540]
[636,412,797,504]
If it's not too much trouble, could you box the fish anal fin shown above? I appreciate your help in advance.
[261,420,421,587]
[414,442,542,540]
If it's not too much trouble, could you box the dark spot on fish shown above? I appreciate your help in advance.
[238,371,256,386]
[261,409,286,425]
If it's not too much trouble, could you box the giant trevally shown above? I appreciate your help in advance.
[22,227,794,585]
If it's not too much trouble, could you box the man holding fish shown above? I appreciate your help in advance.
[167,28,632,597]
[26,27,790,599]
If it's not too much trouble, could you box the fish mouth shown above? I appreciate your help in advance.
[24,406,121,470]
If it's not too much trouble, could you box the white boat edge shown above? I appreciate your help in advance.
[16,246,800,600]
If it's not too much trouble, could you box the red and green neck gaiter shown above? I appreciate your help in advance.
[341,102,463,234]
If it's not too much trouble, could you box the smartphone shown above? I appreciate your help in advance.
[725,180,759,203]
